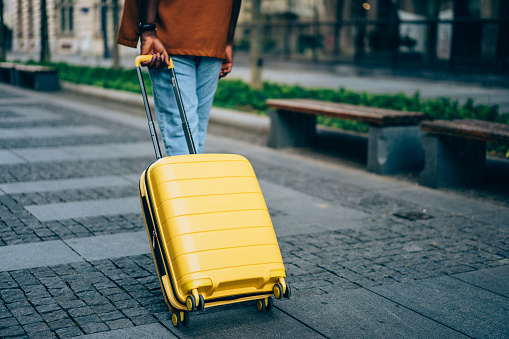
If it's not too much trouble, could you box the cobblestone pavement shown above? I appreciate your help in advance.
[0,83,508,338]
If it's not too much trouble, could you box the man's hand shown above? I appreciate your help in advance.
[140,31,169,69]
[219,44,233,79]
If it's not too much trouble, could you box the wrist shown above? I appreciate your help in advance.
[141,31,158,39]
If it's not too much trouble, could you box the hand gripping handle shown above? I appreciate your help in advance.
[135,55,174,69]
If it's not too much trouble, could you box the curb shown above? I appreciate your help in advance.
[60,81,270,133]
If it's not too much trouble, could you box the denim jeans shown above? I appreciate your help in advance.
[149,56,222,156]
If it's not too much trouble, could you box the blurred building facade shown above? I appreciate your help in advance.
[7,0,130,58]
[3,0,508,73]
[237,0,509,74]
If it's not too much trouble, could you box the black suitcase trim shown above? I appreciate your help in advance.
[143,170,186,307]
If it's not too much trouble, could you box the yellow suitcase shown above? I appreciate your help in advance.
[135,56,290,328]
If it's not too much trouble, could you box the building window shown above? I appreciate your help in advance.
[58,0,74,34]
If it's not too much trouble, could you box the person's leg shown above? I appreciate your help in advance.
[195,57,223,153]
[148,55,198,156]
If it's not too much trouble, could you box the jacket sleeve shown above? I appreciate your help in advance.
[116,0,140,48]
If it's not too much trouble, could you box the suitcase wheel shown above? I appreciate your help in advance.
[256,297,273,312]
[188,289,205,312]
[197,294,205,311]
[273,283,284,299]
[186,295,196,312]
[283,283,292,299]
[172,311,189,328]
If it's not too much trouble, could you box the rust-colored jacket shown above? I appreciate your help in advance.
[117,0,233,59]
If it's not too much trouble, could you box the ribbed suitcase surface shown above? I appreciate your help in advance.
[140,153,286,311]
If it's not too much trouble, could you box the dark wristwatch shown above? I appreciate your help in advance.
[138,23,156,32]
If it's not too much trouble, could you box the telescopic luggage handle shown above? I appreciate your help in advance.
[135,55,197,159]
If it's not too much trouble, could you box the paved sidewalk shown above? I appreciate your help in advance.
[0,83,508,338]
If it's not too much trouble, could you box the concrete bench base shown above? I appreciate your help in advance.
[268,110,317,148]
[419,134,486,188]
[15,69,60,91]
[0,63,17,85]
[268,109,424,175]
[368,125,424,175]
[0,64,59,91]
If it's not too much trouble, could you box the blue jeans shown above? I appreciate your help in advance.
[149,56,222,156]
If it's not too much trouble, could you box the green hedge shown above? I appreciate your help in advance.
[25,60,509,157]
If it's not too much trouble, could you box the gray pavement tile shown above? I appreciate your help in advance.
[276,288,468,338]
[452,266,509,298]
[65,231,150,262]
[370,276,509,338]
[0,174,137,195]
[25,197,139,221]
[272,215,370,237]
[0,150,26,165]
[79,323,176,339]
[0,325,26,338]
[0,106,61,123]
[379,185,506,217]
[0,241,83,272]
[167,306,323,338]
[0,125,107,139]
[8,141,153,164]
[470,209,509,225]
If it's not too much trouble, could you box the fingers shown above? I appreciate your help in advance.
[219,63,232,79]
[154,54,162,69]
[161,50,170,66]
[142,54,166,69]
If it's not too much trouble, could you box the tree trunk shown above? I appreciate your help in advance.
[0,0,5,62]
[112,0,120,69]
[40,0,50,63]
[250,0,263,89]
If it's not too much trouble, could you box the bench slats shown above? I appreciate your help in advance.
[421,119,509,143]
[266,99,426,126]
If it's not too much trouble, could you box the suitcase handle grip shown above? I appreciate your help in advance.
[135,55,174,69]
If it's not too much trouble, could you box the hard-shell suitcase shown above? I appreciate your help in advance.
[135,56,291,327]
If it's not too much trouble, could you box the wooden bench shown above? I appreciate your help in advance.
[419,119,509,188]
[0,62,17,85]
[266,98,428,174]
[12,65,59,91]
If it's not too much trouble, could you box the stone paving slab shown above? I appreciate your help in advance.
[452,266,509,298]
[165,306,323,338]
[370,275,509,338]
[276,287,467,338]
[25,197,140,221]
[0,241,82,271]
[0,174,138,195]
[0,150,26,165]
[65,232,150,262]
[7,142,153,164]
[259,179,369,237]
[378,185,506,218]
[80,322,176,338]
[0,126,107,139]
[0,106,61,123]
